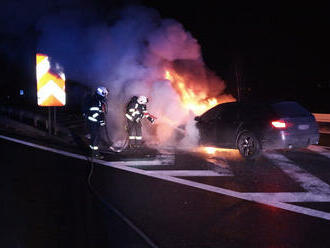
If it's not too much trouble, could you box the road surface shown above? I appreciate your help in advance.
[1,133,330,247]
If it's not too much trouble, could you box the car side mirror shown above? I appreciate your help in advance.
[194,116,201,122]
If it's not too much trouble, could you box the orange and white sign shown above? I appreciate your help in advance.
[36,53,66,106]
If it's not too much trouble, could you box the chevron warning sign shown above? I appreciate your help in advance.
[36,53,66,106]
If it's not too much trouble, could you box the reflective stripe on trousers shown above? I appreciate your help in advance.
[128,136,142,140]
[88,116,98,122]
[89,145,99,150]
[126,113,133,121]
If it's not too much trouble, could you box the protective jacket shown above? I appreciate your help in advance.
[125,99,154,123]
[86,95,106,126]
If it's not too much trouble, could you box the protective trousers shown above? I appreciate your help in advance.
[127,119,142,147]
[88,121,100,151]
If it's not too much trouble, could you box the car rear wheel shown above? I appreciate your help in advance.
[237,131,261,160]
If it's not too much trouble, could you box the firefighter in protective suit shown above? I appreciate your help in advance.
[125,95,155,149]
[84,86,113,158]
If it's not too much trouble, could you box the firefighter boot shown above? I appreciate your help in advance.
[127,139,135,150]
[91,150,104,159]
[135,139,144,150]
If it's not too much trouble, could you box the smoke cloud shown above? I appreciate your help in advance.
[2,1,234,149]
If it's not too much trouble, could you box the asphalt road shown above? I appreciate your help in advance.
[0,137,149,248]
[1,133,330,248]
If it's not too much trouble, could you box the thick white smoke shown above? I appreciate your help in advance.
[35,4,230,149]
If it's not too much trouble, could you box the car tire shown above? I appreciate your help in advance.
[237,131,261,160]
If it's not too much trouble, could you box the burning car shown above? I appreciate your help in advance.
[194,101,320,159]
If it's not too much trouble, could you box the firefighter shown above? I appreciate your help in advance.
[84,86,113,158]
[125,95,156,149]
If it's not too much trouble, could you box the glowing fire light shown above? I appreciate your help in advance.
[200,146,236,155]
[204,147,218,154]
[196,147,240,161]
[165,69,234,115]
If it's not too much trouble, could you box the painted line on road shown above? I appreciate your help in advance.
[241,192,330,203]
[108,157,174,166]
[1,134,330,221]
[264,152,330,194]
[308,145,330,159]
[107,160,330,221]
[144,170,232,177]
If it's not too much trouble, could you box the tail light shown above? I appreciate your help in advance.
[271,120,286,129]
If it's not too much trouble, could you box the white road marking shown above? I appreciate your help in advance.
[145,170,232,177]
[241,192,330,203]
[264,152,330,194]
[205,157,230,168]
[1,134,330,221]
[110,156,174,167]
[308,145,330,159]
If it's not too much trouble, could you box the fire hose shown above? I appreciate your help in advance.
[102,112,188,153]
[86,151,159,248]
[156,116,187,135]
[114,113,158,152]
[85,105,158,247]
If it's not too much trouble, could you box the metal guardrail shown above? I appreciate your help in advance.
[313,113,330,134]
[0,106,72,136]
[0,106,329,136]
[313,113,330,123]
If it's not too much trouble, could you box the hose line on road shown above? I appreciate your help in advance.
[86,156,159,248]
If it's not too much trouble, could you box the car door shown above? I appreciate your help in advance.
[214,104,240,148]
[197,107,220,145]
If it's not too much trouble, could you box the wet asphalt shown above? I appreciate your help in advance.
[1,117,330,248]
[2,135,330,248]
[0,138,149,248]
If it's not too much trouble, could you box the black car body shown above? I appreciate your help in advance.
[194,101,319,159]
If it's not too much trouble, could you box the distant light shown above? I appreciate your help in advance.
[20,90,24,96]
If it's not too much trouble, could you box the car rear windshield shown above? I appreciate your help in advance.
[271,102,311,118]
[240,104,273,120]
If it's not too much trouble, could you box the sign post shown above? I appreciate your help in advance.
[48,107,51,135]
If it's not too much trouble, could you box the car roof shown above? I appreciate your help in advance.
[214,100,302,108]
[198,100,306,117]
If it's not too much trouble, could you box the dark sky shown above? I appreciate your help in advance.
[1,0,329,111]
[144,1,330,78]
[140,1,330,110]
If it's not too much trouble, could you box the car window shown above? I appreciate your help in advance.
[239,103,275,120]
[218,105,239,122]
[271,101,311,118]
[200,102,237,122]
[200,105,222,122]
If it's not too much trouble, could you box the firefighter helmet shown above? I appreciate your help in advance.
[96,86,109,97]
[137,95,148,104]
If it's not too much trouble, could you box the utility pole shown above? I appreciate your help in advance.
[235,62,241,102]
[233,54,243,102]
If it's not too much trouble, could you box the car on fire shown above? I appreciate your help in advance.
[194,101,320,159]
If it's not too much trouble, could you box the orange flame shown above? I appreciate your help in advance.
[199,146,237,155]
[165,69,235,115]
[197,147,240,162]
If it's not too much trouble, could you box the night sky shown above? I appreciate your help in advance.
[1,0,329,111]
[143,1,330,107]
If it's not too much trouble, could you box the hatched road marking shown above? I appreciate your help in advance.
[264,152,330,194]
[109,155,175,166]
[144,170,232,177]
[242,151,330,203]
[1,134,330,221]
[308,145,330,159]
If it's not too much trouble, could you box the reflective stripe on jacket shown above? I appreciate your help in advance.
[86,97,106,125]
[126,101,148,122]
